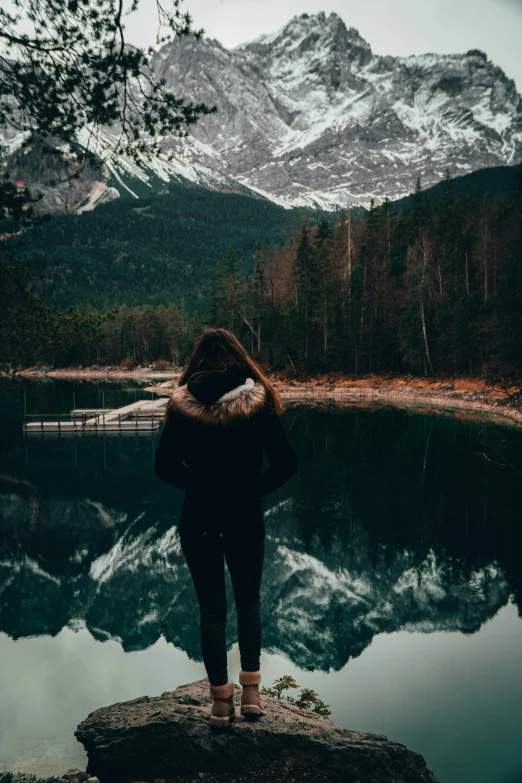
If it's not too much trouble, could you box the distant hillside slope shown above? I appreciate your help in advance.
[393,162,522,211]
[28,181,316,311]
[21,163,520,313]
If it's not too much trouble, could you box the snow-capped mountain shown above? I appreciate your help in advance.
[0,491,512,670]
[150,11,522,209]
[2,11,521,212]
[1,127,240,215]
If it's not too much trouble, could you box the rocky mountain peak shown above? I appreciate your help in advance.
[2,11,521,213]
[240,11,372,65]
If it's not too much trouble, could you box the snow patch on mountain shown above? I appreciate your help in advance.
[89,518,182,585]
[2,11,521,212]
[144,11,521,209]
[0,556,61,585]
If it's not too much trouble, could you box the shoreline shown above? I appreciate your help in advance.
[6,368,522,426]
[276,385,522,426]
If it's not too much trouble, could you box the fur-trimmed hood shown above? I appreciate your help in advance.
[168,374,267,425]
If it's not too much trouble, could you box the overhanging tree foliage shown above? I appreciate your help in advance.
[0,0,215,158]
[0,0,215,370]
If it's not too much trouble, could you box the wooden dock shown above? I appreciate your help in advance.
[24,397,169,436]
[83,397,167,425]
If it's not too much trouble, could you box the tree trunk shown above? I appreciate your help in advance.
[323,280,327,352]
[420,236,433,375]
[342,210,352,319]
[484,223,488,302]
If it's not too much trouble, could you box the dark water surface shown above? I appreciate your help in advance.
[1,380,522,782]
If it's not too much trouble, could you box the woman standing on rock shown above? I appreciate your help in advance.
[154,328,298,726]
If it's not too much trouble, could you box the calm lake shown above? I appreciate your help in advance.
[1,380,521,783]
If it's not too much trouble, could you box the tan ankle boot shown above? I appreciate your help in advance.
[239,670,266,719]
[209,679,235,727]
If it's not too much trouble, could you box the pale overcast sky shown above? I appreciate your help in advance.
[124,0,522,91]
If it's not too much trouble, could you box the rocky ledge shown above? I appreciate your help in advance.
[74,678,439,783]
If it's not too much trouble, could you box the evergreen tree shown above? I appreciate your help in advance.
[292,223,314,369]
[314,218,335,362]
[412,177,430,236]
[489,179,522,376]
[246,242,267,355]
[206,261,226,327]
[221,246,240,330]
[181,311,204,363]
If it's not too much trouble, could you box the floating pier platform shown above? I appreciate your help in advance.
[24,397,169,436]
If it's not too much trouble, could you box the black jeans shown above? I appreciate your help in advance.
[181,533,265,687]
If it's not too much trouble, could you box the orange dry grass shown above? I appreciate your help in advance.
[272,372,503,396]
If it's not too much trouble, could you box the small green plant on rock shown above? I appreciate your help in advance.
[261,675,298,700]
[261,676,332,719]
[293,687,332,718]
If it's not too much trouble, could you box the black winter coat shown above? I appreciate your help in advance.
[154,371,298,547]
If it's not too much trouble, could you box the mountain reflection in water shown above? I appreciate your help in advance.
[1,404,521,672]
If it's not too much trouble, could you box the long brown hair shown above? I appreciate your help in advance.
[179,328,284,415]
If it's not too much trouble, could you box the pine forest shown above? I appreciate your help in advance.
[5,172,522,380]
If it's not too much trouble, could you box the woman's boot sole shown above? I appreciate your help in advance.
[241,705,265,719]
[210,713,235,727]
